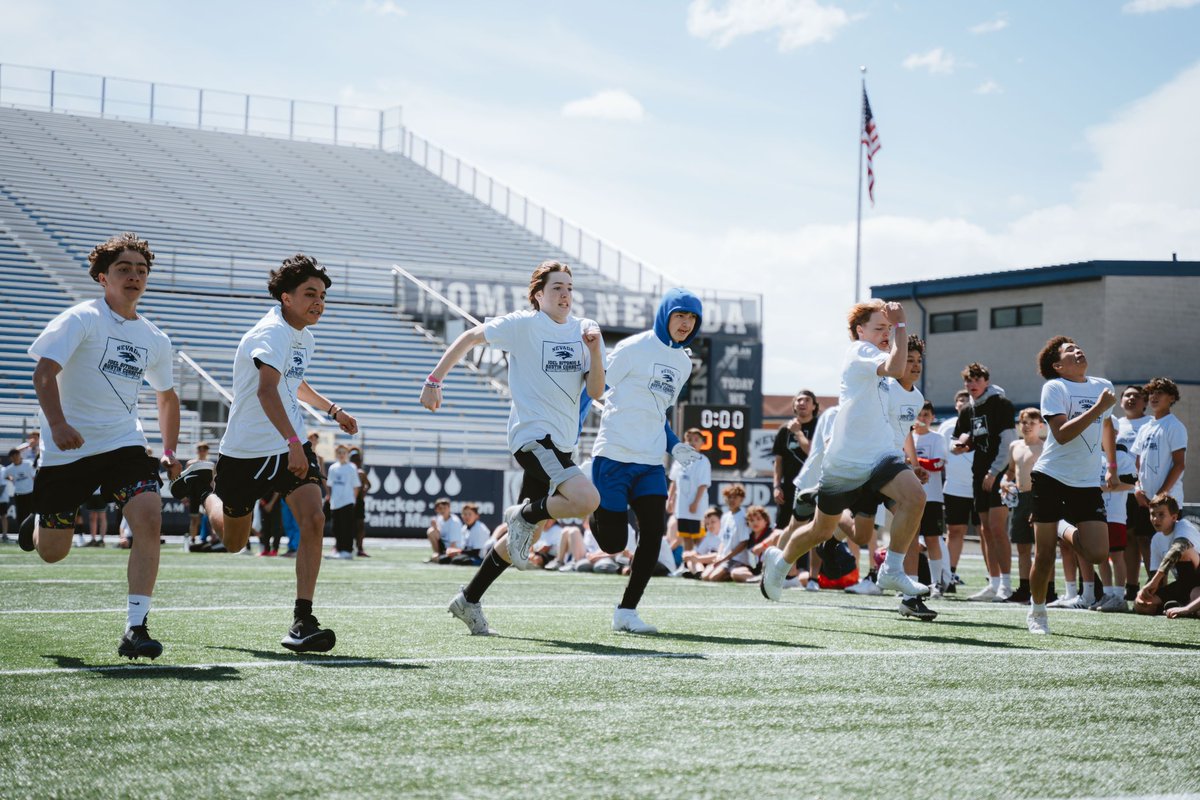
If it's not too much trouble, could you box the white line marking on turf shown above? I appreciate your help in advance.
[1,647,1196,677]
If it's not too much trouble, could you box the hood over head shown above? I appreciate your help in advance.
[654,288,703,348]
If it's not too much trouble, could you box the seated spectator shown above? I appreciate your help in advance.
[530,520,565,569]
[446,502,492,565]
[679,507,723,577]
[425,497,465,563]
[1134,494,1200,617]
[555,521,588,571]
[577,523,636,574]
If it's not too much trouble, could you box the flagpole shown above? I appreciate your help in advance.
[854,65,866,303]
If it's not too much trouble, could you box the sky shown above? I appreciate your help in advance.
[2,0,1198,395]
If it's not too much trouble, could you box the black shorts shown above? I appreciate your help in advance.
[816,454,908,518]
[33,446,161,525]
[919,501,945,539]
[677,517,702,536]
[84,493,109,512]
[944,494,978,527]
[1009,491,1035,545]
[1030,471,1106,525]
[1158,563,1200,608]
[513,435,582,502]
[355,497,366,522]
[792,491,816,524]
[972,470,1004,512]
[775,484,796,529]
[1127,497,1154,538]
[215,442,323,519]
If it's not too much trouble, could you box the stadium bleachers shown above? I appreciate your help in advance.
[0,104,640,467]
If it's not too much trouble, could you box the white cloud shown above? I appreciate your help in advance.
[1122,0,1200,12]
[561,89,645,121]
[362,0,406,16]
[974,80,1003,94]
[686,0,859,50]
[969,17,1008,34]
[902,48,957,75]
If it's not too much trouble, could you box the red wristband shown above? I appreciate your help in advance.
[426,374,441,384]
[286,436,301,445]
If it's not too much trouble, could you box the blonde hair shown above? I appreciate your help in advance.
[847,300,885,340]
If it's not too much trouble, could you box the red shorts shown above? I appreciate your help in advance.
[1107,522,1127,552]
[818,568,861,590]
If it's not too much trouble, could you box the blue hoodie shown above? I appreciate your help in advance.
[583,289,704,458]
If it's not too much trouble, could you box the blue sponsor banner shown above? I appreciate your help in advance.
[363,466,504,538]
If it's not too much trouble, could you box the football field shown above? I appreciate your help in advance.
[2,543,1198,800]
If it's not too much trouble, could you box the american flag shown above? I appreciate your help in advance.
[861,88,881,205]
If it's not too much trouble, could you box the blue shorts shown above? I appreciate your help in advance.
[591,456,668,511]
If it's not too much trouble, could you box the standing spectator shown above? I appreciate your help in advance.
[258,491,284,556]
[325,445,361,560]
[1131,377,1187,511]
[772,391,818,530]
[939,390,975,590]
[180,441,215,552]
[348,449,370,557]
[5,448,36,543]
[1116,385,1152,599]
[1000,408,1045,605]
[953,363,1016,601]
[668,427,712,554]
[83,488,109,547]
[0,454,12,544]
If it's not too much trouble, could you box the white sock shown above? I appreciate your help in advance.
[127,594,151,629]
[883,550,905,572]
[1031,602,1047,614]
[1064,582,1078,600]
[1001,574,1012,590]
[1081,583,1096,605]
[928,557,944,585]
[990,575,1002,591]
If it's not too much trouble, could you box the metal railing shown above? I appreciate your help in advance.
[0,63,402,150]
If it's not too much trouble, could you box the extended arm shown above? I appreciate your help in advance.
[420,325,487,411]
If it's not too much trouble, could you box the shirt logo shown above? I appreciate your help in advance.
[542,340,585,400]
[648,363,682,410]
[1069,394,1102,452]
[99,337,148,412]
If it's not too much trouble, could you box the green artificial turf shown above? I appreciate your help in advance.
[1,544,1198,800]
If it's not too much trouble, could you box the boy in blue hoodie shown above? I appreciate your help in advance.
[590,288,704,634]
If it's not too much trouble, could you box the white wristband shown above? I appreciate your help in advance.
[895,322,906,328]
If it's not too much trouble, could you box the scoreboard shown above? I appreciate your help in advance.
[681,404,750,471]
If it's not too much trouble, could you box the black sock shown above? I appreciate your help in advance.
[867,568,878,583]
[619,496,666,611]
[950,563,958,573]
[1018,578,1031,591]
[521,497,552,524]
[464,550,509,604]
[294,598,313,620]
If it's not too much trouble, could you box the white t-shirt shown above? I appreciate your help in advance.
[0,466,11,503]
[885,379,924,452]
[913,429,948,504]
[483,309,602,453]
[794,406,838,495]
[1132,413,1188,503]
[4,461,35,496]
[1103,449,1137,525]
[326,461,361,510]
[1034,376,1116,488]
[463,520,492,551]
[939,419,974,498]
[1116,414,1150,452]
[28,298,174,467]
[825,341,897,482]
[220,306,315,459]
[695,524,721,556]
[669,457,712,521]
[718,508,751,566]
[1149,518,1200,579]
[433,513,466,547]
[538,522,564,555]
[592,329,691,465]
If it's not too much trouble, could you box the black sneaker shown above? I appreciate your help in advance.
[943,582,956,595]
[1005,586,1032,605]
[281,615,336,653]
[118,623,164,660]
[18,514,36,552]
[169,461,214,503]
[899,597,938,621]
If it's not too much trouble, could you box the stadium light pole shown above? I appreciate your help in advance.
[854,65,866,303]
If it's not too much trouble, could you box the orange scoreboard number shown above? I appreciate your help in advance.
[681,404,749,470]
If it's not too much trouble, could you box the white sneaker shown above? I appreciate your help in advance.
[928,582,943,599]
[1046,594,1078,608]
[845,577,883,596]
[876,565,929,597]
[503,504,535,570]
[805,580,820,592]
[1058,594,1091,610]
[759,546,789,602]
[968,584,999,602]
[612,607,657,634]
[1098,593,1128,613]
[1027,609,1051,635]
[448,587,493,635]
[991,584,1014,602]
